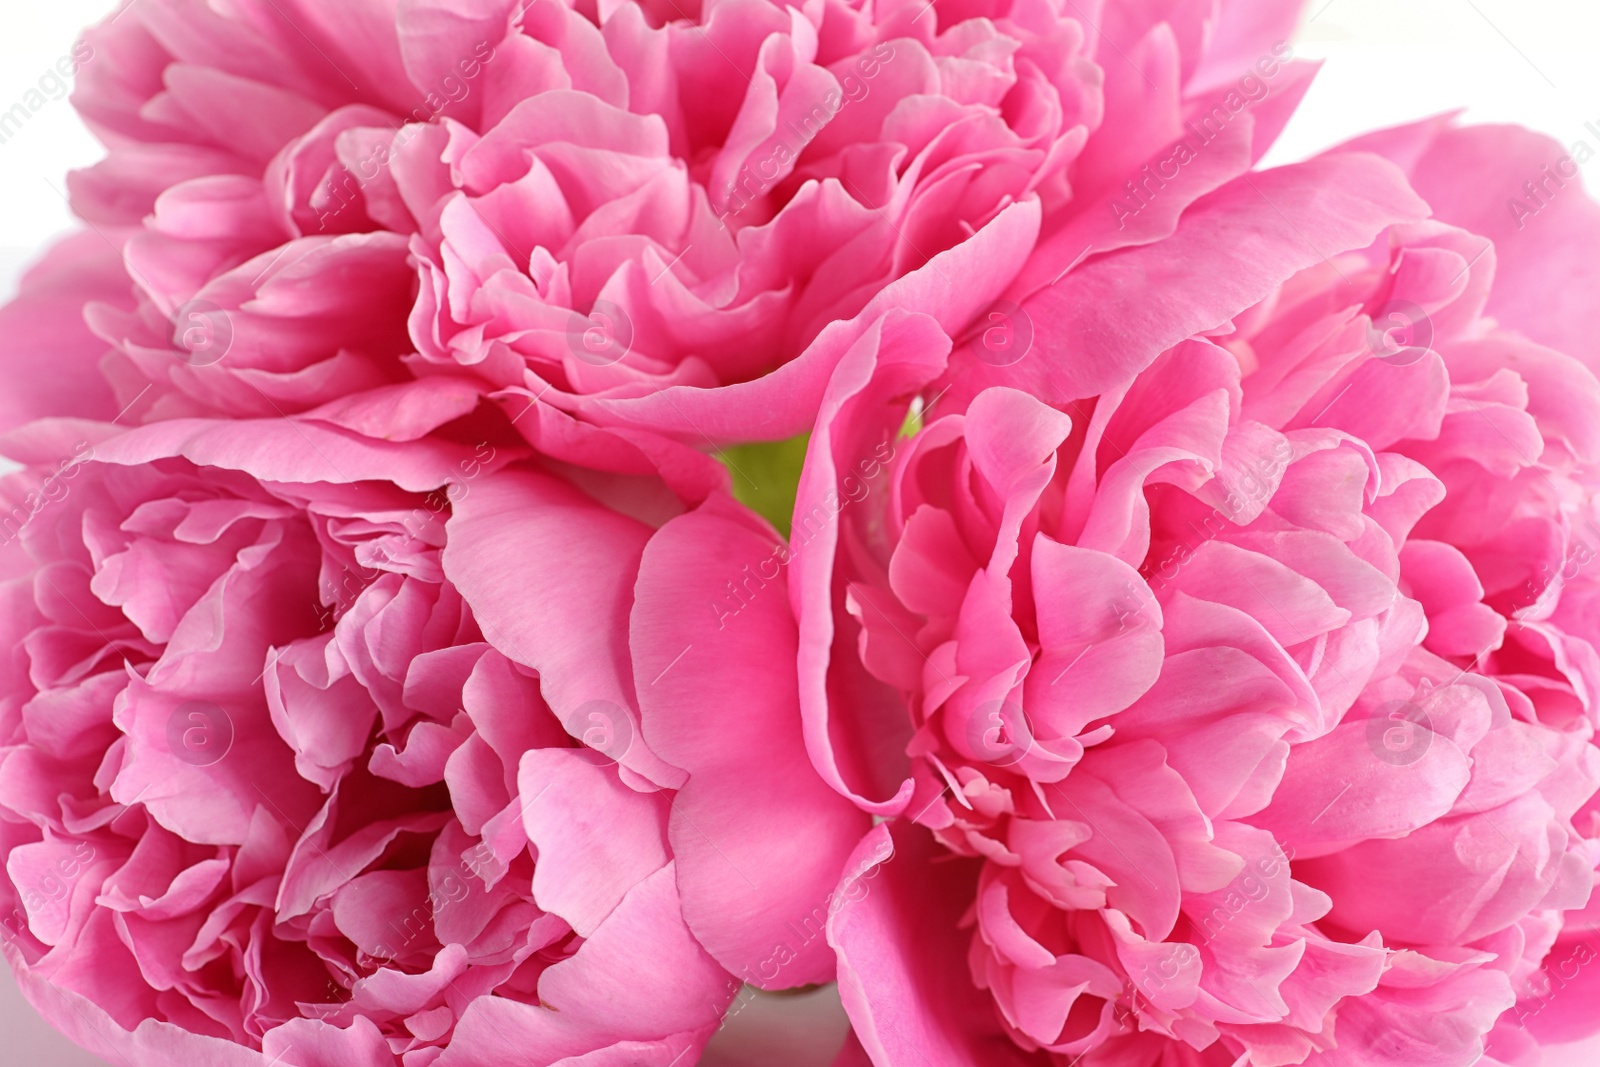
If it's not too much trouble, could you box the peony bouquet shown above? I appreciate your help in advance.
[2,1,1598,1065]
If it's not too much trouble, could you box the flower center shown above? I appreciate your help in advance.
[716,432,811,538]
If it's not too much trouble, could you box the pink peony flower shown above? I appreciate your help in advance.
[8,2,1599,1065]
[0,404,775,1065]
[660,120,1600,1067]
[1,0,1316,444]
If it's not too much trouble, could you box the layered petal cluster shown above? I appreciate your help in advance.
[4,0,1314,437]
[688,120,1600,1067]
[8,0,1600,1065]
[0,409,743,1065]
[0,1,1341,1061]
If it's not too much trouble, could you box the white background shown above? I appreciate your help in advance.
[2,1,1599,1064]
